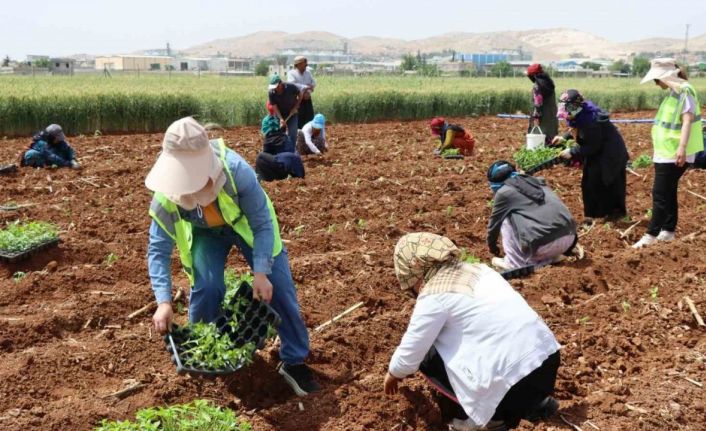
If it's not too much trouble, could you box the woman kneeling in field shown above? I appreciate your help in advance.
[430,117,475,156]
[384,233,561,431]
[486,161,578,271]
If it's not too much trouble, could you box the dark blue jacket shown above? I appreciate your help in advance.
[27,132,75,167]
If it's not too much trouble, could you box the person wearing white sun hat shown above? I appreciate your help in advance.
[145,117,320,395]
[632,58,703,249]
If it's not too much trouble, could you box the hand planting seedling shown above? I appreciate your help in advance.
[95,399,252,431]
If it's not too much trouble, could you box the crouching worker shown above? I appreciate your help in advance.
[21,124,81,169]
[296,114,327,156]
[262,102,291,155]
[430,117,475,156]
[385,233,561,431]
[256,151,305,181]
[146,117,319,395]
[487,161,577,271]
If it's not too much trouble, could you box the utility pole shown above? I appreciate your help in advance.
[683,24,690,65]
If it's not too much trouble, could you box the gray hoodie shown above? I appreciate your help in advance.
[487,175,576,255]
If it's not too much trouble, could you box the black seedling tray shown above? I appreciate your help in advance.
[0,237,60,263]
[500,265,535,280]
[165,327,244,376]
[525,156,570,176]
[0,164,17,175]
[219,281,282,350]
[164,281,281,376]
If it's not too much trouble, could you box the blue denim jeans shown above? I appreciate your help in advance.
[285,114,299,153]
[189,226,309,365]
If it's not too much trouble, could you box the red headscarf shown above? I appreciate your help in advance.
[266,101,275,115]
[526,64,543,76]
[430,117,446,135]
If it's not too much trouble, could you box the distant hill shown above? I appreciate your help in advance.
[183,28,706,61]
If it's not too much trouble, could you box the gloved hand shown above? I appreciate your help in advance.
[432,149,441,156]
[70,160,82,169]
[559,149,572,160]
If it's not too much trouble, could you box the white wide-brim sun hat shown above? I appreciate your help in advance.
[640,57,683,85]
[145,117,219,196]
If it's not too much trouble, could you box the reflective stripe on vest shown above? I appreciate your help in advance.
[149,138,283,285]
[652,83,704,159]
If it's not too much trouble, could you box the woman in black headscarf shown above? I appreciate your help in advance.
[526,64,558,145]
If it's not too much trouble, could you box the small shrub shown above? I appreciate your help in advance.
[632,154,652,169]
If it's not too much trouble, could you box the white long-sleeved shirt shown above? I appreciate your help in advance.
[388,265,560,427]
[299,122,326,154]
[287,68,316,94]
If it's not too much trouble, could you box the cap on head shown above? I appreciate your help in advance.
[294,56,307,66]
[312,113,325,129]
[45,124,66,142]
[268,74,282,90]
[430,117,445,135]
[487,160,516,192]
[526,63,543,76]
[558,89,585,119]
[145,117,218,196]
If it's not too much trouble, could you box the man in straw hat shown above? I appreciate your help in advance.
[632,58,703,248]
[384,233,561,430]
[146,117,319,395]
[287,56,317,129]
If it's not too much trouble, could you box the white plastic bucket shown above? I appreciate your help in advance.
[526,126,545,150]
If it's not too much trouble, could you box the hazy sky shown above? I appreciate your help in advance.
[1,0,705,59]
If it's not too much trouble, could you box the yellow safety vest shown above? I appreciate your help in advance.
[148,138,282,285]
[652,82,704,159]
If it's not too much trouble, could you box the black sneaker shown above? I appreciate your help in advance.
[526,396,559,421]
[277,362,321,396]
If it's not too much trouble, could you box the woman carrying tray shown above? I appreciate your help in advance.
[384,232,561,431]
[145,117,319,396]
[552,89,629,222]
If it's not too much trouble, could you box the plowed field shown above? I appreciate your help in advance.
[1,113,705,430]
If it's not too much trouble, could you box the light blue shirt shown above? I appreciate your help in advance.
[147,149,276,304]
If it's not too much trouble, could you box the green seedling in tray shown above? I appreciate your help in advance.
[0,220,58,253]
[95,399,252,431]
[179,322,256,369]
[513,139,574,171]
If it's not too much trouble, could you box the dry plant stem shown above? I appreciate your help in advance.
[683,296,705,327]
[626,167,642,178]
[579,220,596,238]
[686,189,706,202]
[314,302,365,332]
[127,287,183,319]
[560,414,583,431]
[102,382,145,399]
[620,220,642,238]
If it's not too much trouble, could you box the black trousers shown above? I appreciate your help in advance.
[647,163,689,236]
[297,99,314,129]
[419,347,560,429]
[582,165,626,219]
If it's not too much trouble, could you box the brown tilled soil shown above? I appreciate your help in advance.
[1,113,705,431]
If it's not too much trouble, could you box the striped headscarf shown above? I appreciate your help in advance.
[394,232,487,299]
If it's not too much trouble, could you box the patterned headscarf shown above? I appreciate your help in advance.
[393,233,460,291]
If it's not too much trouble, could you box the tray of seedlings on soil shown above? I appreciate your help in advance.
[165,271,281,376]
[514,140,574,175]
[0,220,60,263]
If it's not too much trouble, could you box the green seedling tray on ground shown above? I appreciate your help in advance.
[500,265,535,280]
[0,237,60,263]
[164,281,281,377]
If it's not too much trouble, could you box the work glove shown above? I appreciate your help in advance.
[70,160,82,169]
[551,136,566,146]
[559,149,572,160]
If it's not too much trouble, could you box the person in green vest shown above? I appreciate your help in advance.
[145,117,319,395]
[632,58,704,248]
